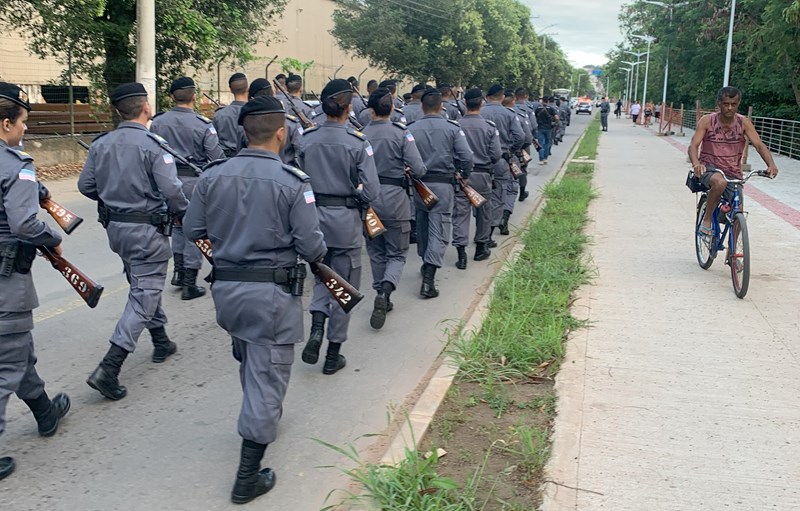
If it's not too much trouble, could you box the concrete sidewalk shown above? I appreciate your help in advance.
[543,115,800,510]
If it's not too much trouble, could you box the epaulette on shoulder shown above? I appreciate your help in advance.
[392,121,407,130]
[196,114,212,124]
[447,119,461,127]
[285,113,298,123]
[505,106,516,113]
[146,131,169,146]
[282,164,310,182]
[485,119,497,127]
[152,112,165,119]
[395,107,404,114]
[302,124,320,135]
[214,105,225,112]
[346,128,367,140]
[5,146,33,162]
[91,132,111,143]
[202,159,226,172]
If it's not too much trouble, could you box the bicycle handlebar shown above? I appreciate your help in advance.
[706,167,770,184]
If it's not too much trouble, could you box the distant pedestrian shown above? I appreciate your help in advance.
[630,101,641,125]
[600,97,610,131]
[644,103,653,126]
[615,98,622,119]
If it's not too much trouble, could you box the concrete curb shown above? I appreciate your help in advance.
[379,124,595,468]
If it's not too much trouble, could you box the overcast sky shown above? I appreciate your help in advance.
[521,0,629,67]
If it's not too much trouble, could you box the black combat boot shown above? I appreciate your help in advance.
[322,341,346,375]
[302,312,326,364]
[499,210,511,235]
[23,392,71,437]
[0,457,14,481]
[170,254,184,288]
[370,282,394,330]
[420,263,440,299]
[455,246,467,270]
[86,344,129,400]
[518,187,529,202]
[487,228,498,248]
[474,242,491,261]
[230,439,276,505]
[150,326,177,363]
[181,268,206,300]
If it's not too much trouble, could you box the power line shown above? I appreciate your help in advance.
[381,0,450,21]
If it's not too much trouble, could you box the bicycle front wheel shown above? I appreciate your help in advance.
[695,195,715,269]
[730,212,750,298]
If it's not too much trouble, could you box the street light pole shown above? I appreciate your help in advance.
[624,50,648,102]
[723,0,736,86]
[632,35,655,110]
[641,1,697,106]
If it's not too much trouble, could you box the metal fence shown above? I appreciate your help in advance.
[751,116,800,161]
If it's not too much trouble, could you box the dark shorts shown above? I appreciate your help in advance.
[632,114,639,122]
[700,171,740,204]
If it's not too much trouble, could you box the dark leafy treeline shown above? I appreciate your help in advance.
[603,0,800,120]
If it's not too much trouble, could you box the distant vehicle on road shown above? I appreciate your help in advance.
[576,101,593,115]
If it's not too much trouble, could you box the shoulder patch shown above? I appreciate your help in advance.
[447,119,461,127]
[195,114,212,124]
[485,119,497,127]
[346,129,366,140]
[5,146,33,162]
[282,164,310,182]
[392,121,407,130]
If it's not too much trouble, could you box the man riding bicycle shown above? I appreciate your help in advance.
[689,86,779,237]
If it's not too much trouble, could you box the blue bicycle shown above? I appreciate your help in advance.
[694,169,769,299]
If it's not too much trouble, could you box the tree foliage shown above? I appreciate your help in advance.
[331,0,584,95]
[604,0,800,119]
[0,0,288,99]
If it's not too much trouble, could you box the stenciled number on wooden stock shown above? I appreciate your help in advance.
[324,277,352,305]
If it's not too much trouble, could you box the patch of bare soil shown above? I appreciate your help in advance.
[420,379,555,510]
[38,162,84,181]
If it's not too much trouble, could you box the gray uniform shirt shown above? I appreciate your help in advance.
[351,94,367,117]
[0,142,62,312]
[150,107,225,166]
[361,120,426,222]
[444,100,463,121]
[212,101,246,156]
[281,95,313,120]
[458,115,502,169]
[357,106,407,127]
[296,121,380,248]
[407,115,474,178]
[281,114,304,167]
[511,106,533,147]
[403,102,423,124]
[480,103,525,179]
[78,122,188,215]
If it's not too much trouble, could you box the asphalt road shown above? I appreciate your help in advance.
[0,113,592,511]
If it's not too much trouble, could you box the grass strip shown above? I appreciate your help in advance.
[323,118,601,511]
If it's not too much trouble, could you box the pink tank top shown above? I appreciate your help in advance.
[699,113,746,179]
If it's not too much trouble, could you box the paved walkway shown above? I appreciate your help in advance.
[543,115,800,510]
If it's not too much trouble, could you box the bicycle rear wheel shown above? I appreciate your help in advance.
[695,195,715,269]
[729,212,750,298]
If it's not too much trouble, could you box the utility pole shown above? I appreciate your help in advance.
[723,0,737,86]
[136,0,157,112]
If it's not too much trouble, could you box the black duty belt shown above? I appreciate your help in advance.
[176,163,198,177]
[422,174,455,184]
[314,194,360,209]
[106,210,168,225]
[211,267,292,284]
[379,176,406,188]
[472,166,493,173]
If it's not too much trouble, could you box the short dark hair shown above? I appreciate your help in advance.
[421,92,442,113]
[230,78,248,95]
[243,112,285,146]
[172,88,195,103]
[287,80,302,94]
[515,87,527,99]
[717,86,741,103]
[0,98,25,124]
[465,97,482,110]
[275,73,286,81]
[367,79,378,91]
[322,92,352,117]
[115,96,147,120]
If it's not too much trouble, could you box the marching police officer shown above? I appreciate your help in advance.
[150,77,224,300]
[401,84,427,124]
[0,82,70,481]
[439,84,463,120]
[514,87,536,201]
[455,88,501,263]
[280,74,313,119]
[296,79,379,375]
[407,88,473,298]
[184,95,326,504]
[358,80,406,127]
[347,76,367,118]
[481,84,524,245]
[79,83,189,401]
[212,73,249,157]
[248,78,305,167]
[362,87,426,329]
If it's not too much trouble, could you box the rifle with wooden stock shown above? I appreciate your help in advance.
[456,174,487,208]
[273,79,315,129]
[192,239,362,313]
[39,246,104,308]
[41,197,83,234]
[203,92,221,108]
[405,167,438,210]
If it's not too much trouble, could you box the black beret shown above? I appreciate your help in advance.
[286,74,302,84]
[437,83,453,90]
[411,83,427,94]
[486,84,504,97]
[421,88,442,101]
[248,78,272,99]
[228,73,247,85]
[274,73,286,80]
[237,96,285,125]
[321,79,352,100]
[347,76,358,84]
[110,82,148,104]
[0,82,31,111]
[378,80,397,90]
[504,89,515,97]
[170,76,195,94]
[368,87,393,111]
[543,95,552,102]
[464,88,483,101]
[402,93,412,102]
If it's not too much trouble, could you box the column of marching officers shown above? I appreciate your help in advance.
[0,73,567,504]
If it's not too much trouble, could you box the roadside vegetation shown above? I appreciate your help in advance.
[322,118,601,510]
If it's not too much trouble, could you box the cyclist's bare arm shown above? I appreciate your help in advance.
[689,114,712,177]
[742,117,779,178]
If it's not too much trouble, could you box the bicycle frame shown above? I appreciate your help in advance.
[698,168,764,257]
